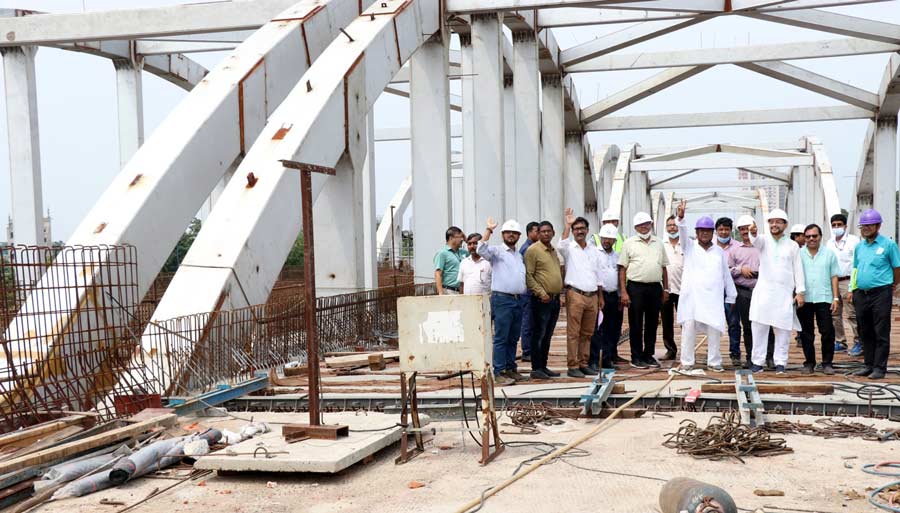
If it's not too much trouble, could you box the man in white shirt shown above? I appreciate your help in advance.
[661,215,684,361]
[826,213,860,356]
[559,208,605,377]
[675,201,737,372]
[459,233,492,295]
[748,209,806,375]
[590,223,625,370]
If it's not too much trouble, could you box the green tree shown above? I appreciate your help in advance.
[162,218,201,272]
[284,232,304,267]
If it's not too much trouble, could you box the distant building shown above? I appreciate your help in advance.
[737,169,786,210]
[6,213,52,245]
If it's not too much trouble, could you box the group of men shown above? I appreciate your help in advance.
[434,203,900,384]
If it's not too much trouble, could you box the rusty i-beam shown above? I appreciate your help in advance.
[280,159,348,440]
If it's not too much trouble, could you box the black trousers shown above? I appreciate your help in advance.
[626,281,662,363]
[735,285,774,361]
[529,295,561,371]
[854,285,892,372]
[590,290,624,367]
[797,302,835,366]
[661,292,679,356]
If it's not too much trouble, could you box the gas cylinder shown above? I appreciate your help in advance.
[659,477,738,513]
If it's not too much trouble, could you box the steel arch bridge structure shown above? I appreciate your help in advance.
[0,0,898,399]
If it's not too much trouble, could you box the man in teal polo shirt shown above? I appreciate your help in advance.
[798,224,840,376]
[434,226,468,295]
[847,209,900,380]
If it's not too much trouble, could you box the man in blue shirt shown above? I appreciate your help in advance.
[433,226,468,295]
[478,218,528,386]
[847,209,900,380]
[518,222,540,363]
[798,224,840,375]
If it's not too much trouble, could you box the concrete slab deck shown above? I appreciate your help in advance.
[194,412,428,474]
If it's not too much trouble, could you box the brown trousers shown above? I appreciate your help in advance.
[566,289,600,369]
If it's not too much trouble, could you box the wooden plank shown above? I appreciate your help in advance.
[0,414,176,476]
[325,351,400,369]
[0,415,88,448]
[702,383,834,394]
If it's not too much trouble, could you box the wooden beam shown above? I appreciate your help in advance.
[701,383,834,394]
[0,415,176,476]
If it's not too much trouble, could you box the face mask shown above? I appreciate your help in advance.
[638,231,651,240]
[833,227,845,237]
[717,236,731,244]
[667,232,679,240]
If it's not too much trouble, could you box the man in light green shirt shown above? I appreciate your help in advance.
[434,226,468,294]
[797,224,840,375]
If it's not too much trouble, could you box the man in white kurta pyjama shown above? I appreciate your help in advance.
[675,205,737,371]
[748,209,806,373]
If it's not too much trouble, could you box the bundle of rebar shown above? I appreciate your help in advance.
[662,411,793,463]
[765,418,900,441]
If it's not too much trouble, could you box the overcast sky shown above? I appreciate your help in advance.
[0,0,898,241]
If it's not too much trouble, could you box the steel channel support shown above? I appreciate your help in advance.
[411,33,452,285]
[361,114,377,289]
[113,55,145,169]
[513,31,540,225]
[503,75,517,221]
[541,73,565,232]
[2,46,43,245]
[313,155,366,296]
[874,116,898,240]
[460,34,477,230]
[564,132,584,214]
[471,13,506,223]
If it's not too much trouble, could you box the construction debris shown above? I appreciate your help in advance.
[765,418,900,441]
[662,411,793,463]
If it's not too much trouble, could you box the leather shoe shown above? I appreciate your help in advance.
[644,357,661,368]
[659,351,676,361]
[822,364,835,375]
[529,369,552,380]
[543,367,561,377]
[869,369,886,380]
[613,356,629,365]
[853,367,874,377]
[581,366,599,376]
[567,368,586,378]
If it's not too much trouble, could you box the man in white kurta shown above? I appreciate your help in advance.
[748,208,806,374]
[675,204,737,371]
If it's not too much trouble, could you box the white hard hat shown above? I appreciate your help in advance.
[599,223,618,239]
[500,219,522,233]
[633,212,652,226]
[736,215,755,228]
[766,209,788,223]
[601,209,619,222]
[790,224,806,234]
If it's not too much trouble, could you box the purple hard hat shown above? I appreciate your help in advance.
[859,209,883,226]
[695,216,715,230]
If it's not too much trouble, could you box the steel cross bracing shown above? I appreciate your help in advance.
[0,0,893,408]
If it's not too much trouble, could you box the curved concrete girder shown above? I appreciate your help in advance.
[806,136,842,228]
[376,176,412,262]
[606,143,635,228]
[140,0,439,389]
[3,0,366,397]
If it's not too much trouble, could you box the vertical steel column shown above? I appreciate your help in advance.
[874,116,898,239]
[460,34,477,229]
[471,13,505,224]
[113,56,145,169]
[2,46,43,245]
[541,74,565,234]
[503,75,516,221]
[564,132,584,215]
[513,31,540,225]
[410,33,451,284]
[313,154,366,295]
[362,114,377,289]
